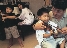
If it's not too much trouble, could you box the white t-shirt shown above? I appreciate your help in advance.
[18,7,34,25]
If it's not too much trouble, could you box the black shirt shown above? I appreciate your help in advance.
[4,13,17,28]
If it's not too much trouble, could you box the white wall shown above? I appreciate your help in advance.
[21,0,44,16]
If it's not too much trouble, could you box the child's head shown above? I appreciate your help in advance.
[37,7,49,23]
[6,5,14,13]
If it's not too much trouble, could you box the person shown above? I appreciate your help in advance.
[17,2,34,40]
[0,10,6,40]
[2,4,24,48]
[17,2,34,25]
[34,7,65,48]
[33,0,67,48]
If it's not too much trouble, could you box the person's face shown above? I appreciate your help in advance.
[18,4,23,10]
[6,7,12,13]
[39,13,49,23]
[52,7,65,19]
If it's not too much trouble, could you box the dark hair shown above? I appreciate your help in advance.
[17,2,25,8]
[52,0,67,10]
[37,7,49,16]
[6,4,14,11]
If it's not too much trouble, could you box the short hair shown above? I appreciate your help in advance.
[6,4,14,11]
[52,0,67,10]
[37,7,49,16]
[17,2,25,8]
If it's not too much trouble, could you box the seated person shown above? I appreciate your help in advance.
[0,10,6,40]
[34,7,65,48]
[17,2,34,25]
[17,2,34,39]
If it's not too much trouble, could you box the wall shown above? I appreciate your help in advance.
[21,0,44,16]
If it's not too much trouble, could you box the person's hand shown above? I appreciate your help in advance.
[57,28,62,33]
[2,17,7,21]
[50,30,53,34]
[18,22,23,25]
[33,21,45,30]
[61,27,67,34]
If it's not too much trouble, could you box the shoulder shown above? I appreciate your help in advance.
[64,13,67,18]
[22,8,31,13]
[62,13,67,21]
[22,8,28,11]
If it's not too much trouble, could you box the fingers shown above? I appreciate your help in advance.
[2,17,5,21]
[61,27,67,34]
[50,30,53,34]
[35,21,45,30]
[2,17,7,20]
[62,27,67,31]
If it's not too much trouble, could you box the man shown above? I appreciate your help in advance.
[33,0,67,48]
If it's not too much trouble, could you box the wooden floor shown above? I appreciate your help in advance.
[0,33,38,48]
[0,32,67,48]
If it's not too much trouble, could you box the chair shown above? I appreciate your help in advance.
[18,20,37,41]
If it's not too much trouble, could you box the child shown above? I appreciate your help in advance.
[35,8,65,48]
[17,2,34,41]
[0,10,6,40]
[2,5,24,48]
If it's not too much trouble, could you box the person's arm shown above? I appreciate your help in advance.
[18,15,34,25]
[2,15,16,21]
[43,34,51,38]
[18,8,34,25]
[33,21,45,30]
[18,12,25,20]
[43,30,53,38]
[61,27,67,34]
[22,19,33,25]
[6,16,16,19]
[19,15,34,25]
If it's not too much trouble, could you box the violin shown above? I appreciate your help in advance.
[44,22,52,32]
[43,21,59,39]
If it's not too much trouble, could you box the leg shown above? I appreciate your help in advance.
[7,37,13,48]
[4,27,13,48]
[41,40,56,48]
[22,31,25,41]
[17,37,24,48]
[20,26,25,41]
[60,39,65,48]
[55,38,65,48]
[11,26,24,48]
[19,29,25,41]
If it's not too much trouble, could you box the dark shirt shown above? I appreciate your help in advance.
[4,13,17,28]
[0,14,6,40]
